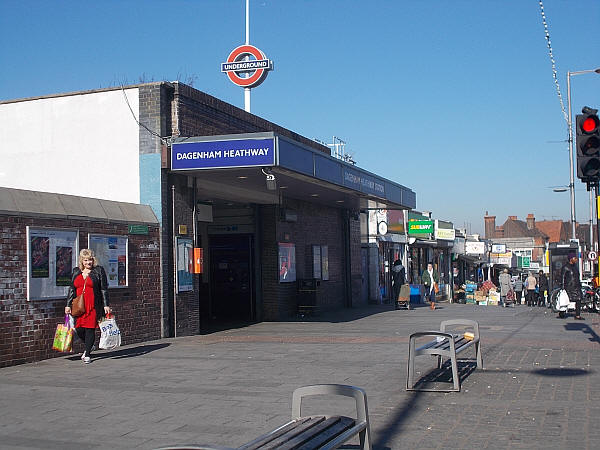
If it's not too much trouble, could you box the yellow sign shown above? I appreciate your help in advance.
[178,225,188,235]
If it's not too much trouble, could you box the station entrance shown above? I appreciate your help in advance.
[208,234,255,322]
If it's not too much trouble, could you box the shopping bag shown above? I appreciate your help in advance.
[52,315,74,352]
[99,314,121,350]
[433,282,440,294]
[398,283,411,301]
[558,289,570,308]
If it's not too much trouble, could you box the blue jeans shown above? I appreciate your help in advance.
[426,287,435,303]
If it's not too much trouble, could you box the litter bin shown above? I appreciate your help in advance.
[297,278,318,317]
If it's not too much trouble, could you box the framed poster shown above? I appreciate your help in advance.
[27,227,79,300]
[278,243,296,283]
[88,234,128,287]
[321,245,329,281]
[312,245,322,279]
[177,237,194,292]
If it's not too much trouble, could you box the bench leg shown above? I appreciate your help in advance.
[450,355,460,392]
[475,341,483,369]
[359,426,371,450]
[407,338,416,390]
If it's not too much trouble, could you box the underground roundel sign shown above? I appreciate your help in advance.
[221,44,273,88]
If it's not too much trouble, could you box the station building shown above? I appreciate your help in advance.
[0,82,416,340]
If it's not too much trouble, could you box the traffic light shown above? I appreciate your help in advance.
[576,107,600,183]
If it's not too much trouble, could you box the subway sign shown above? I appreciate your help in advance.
[408,220,434,235]
[171,138,275,170]
[221,44,273,88]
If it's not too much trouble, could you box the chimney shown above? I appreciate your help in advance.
[495,225,504,238]
[527,213,535,230]
[508,216,517,220]
[484,212,496,239]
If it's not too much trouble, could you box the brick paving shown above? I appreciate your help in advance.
[0,302,598,449]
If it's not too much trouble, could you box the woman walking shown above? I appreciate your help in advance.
[421,262,439,310]
[65,249,110,364]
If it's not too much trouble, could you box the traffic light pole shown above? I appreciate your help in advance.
[567,72,577,240]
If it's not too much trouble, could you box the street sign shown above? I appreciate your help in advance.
[588,251,597,261]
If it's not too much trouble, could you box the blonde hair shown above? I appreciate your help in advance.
[78,249,98,270]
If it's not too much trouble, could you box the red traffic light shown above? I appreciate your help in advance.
[582,116,599,133]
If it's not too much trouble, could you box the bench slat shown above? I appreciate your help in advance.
[279,416,355,450]
[238,417,319,450]
[241,416,327,450]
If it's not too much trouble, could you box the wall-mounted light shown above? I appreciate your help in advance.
[261,168,276,191]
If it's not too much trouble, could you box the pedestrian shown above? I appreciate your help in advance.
[65,249,111,364]
[498,268,511,307]
[513,276,523,305]
[391,259,406,309]
[421,262,439,310]
[525,272,537,306]
[561,253,583,320]
[537,270,549,307]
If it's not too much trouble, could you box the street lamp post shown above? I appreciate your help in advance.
[566,68,600,242]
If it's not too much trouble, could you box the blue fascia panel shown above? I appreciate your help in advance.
[277,138,314,176]
[315,154,343,184]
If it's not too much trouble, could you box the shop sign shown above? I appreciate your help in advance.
[408,220,433,235]
[492,244,506,253]
[434,220,455,241]
[171,137,275,170]
[221,44,273,88]
[518,256,530,268]
[128,224,148,235]
[465,241,486,255]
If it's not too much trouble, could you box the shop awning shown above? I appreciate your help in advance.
[378,233,407,243]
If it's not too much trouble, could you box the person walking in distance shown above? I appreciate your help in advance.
[525,272,537,306]
[65,249,111,364]
[537,270,549,307]
[513,276,524,305]
[421,262,439,310]
[498,268,511,307]
[391,259,406,310]
[561,253,584,320]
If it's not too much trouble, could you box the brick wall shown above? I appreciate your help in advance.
[0,214,161,368]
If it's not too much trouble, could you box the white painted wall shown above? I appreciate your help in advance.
[0,88,140,203]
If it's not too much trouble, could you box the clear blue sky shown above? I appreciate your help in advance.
[2,0,599,234]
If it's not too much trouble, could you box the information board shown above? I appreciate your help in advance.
[88,234,128,287]
[27,227,79,300]
[177,237,194,292]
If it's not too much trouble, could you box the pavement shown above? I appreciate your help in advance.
[1,301,599,450]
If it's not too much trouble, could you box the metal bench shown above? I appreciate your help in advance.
[156,384,371,450]
[407,319,483,392]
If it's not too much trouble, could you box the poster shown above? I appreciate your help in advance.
[30,236,50,278]
[55,247,73,286]
[89,234,128,287]
[312,245,321,279]
[321,245,329,281]
[177,237,194,292]
[27,228,78,300]
[278,243,296,283]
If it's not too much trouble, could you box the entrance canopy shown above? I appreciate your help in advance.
[171,132,416,210]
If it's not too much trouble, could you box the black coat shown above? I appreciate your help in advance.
[66,266,110,321]
[561,263,581,296]
[538,273,549,291]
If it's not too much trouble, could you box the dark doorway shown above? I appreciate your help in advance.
[209,234,254,323]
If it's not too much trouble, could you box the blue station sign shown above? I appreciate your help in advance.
[171,137,275,170]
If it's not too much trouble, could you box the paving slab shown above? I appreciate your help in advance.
[0,302,598,449]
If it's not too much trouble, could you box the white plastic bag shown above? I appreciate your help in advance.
[99,314,121,350]
[557,289,570,308]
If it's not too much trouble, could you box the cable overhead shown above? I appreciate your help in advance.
[121,86,170,146]
[538,0,569,126]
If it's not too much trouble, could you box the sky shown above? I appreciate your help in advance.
[1,0,599,235]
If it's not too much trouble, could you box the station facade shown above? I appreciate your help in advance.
[0,82,416,338]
